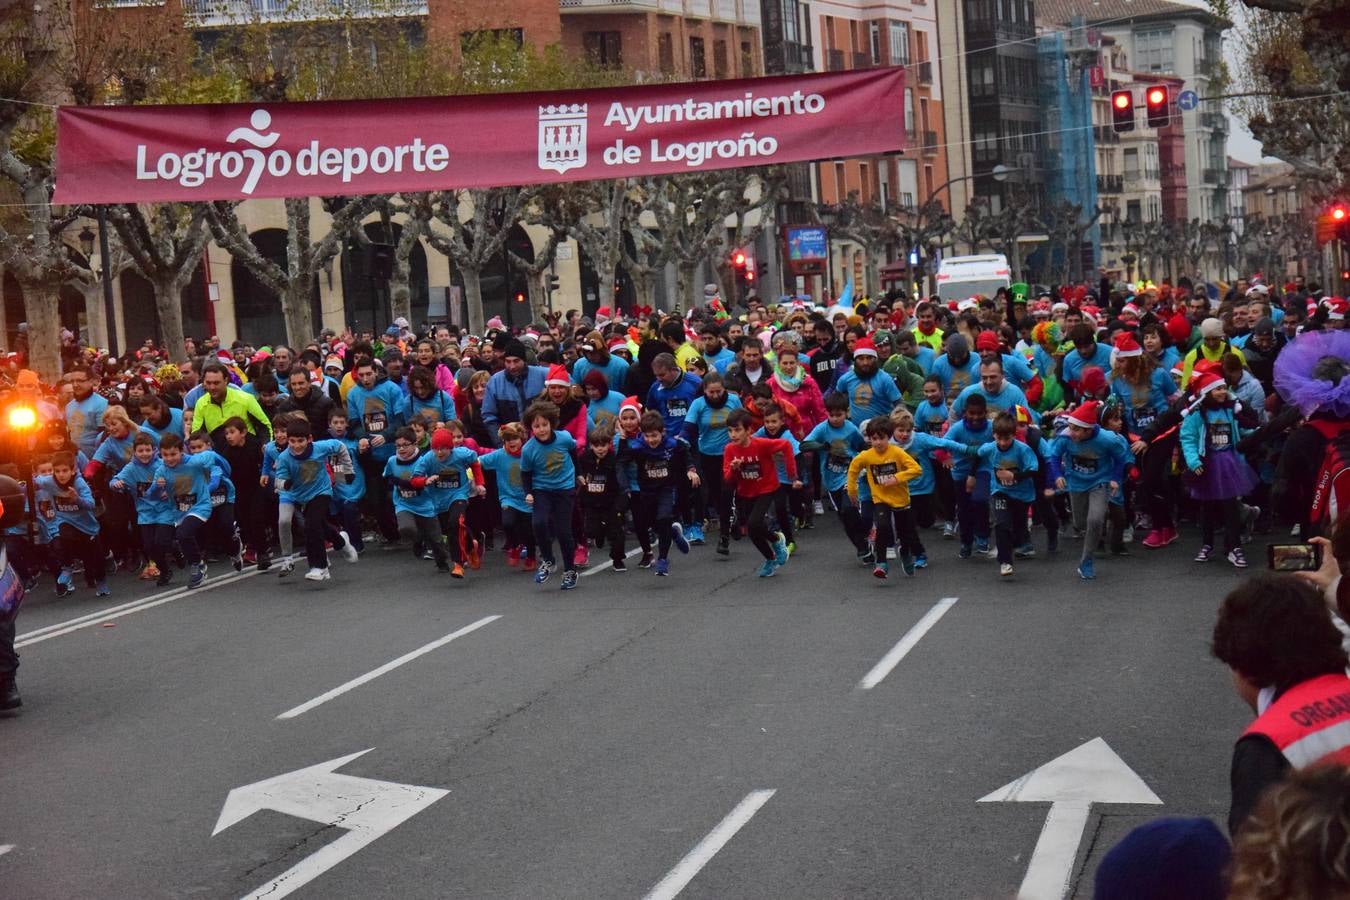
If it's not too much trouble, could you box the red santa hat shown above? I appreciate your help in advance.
[1328,297,1348,320]
[544,364,570,387]
[852,337,879,358]
[1113,331,1143,358]
[1165,313,1192,347]
[974,330,1001,353]
[619,395,642,415]
[607,336,629,352]
[1191,370,1225,398]
[1064,400,1102,429]
[1120,302,1142,319]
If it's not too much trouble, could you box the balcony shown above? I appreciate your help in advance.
[1203,168,1229,186]
[915,60,932,84]
[826,48,846,71]
[779,41,814,73]
[185,0,426,24]
[852,51,873,69]
[1097,174,1123,194]
[1093,125,1120,145]
[921,130,939,155]
[1200,111,1227,132]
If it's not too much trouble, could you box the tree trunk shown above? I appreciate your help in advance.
[462,267,486,336]
[716,262,738,311]
[153,276,188,363]
[283,278,315,347]
[526,271,549,324]
[79,282,107,351]
[598,266,617,317]
[22,279,62,380]
[632,269,658,315]
[864,248,882,300]
[389,257,412,327]
[675,261,697,314]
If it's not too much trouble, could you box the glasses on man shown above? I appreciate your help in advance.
[394,441,415,449]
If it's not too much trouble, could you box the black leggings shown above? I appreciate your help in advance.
[140,523,174,573]
[1139,439,1177,530]
[699,452,734,532]
[437,499,469,565]
[501,507,537,560]
[739,493,778,561]
[873,503,921,557]
[57,523,105,585]
[398,510,446,566]
[1200,497,1241,552]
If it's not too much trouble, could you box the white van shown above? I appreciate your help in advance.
[935,254,1011,303]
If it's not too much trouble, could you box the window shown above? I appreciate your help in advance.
[582,31,622,69]
[1123,147,1140,178]
[834,161,847,199]
[970,54,995,98]
[904,89,915,132]
[924,164,934,196]
[859,162,871,200]
[870,22,881,65]
[1126,199,1142,222]
[689,37,707,77]
[713,39,728,78]
[658,33,675,73]
[1134,28,1173,73]
[782,0,799,43]
[741,41,754,75]
[973,128,999,164]
[919,97,930,133]
[915,29,928,63]
[889,21,910,65]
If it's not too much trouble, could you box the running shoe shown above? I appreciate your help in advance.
[686,523,705,545]
[975,539,995,558]
[958,544,972,559]
[861,547,877,565]
[535,560,554,584]
[1077,558,1095,580]
[873,561,889,579]
[941,522,957,540]
[506,546,520,568]
[339,531,359,563]
[139,562,161,581]
[573,545,589,567]
[231,529,245,571]
[188,563,206,589]
[1194,544,1214,562]
[155,570,172,587]
[914,553,928,569]
[1014,544,1037,559]
[303,567,331,582]
[900,552,915,577]
[95,581,110,597]
[638,551,655,569]
[813,500,824,515]
[467,539,481,570]
[1000,563,1014,577]
[522,555,538,573]
[716,537,730,557]
[756,559,777,577]
[279,560,295,577]
[1141,529,1169,549]
[560,570,578,590]
[612,558,628,572]
[450,563,465,578]
[1227,548,1248,569]
[671,523,690,555]
[773,533,789,567]
[654,558,670,576]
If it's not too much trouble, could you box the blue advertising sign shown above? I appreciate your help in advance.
[786,226,828,262]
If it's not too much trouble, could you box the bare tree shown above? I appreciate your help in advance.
[813,192,894,297]
[424,188,535,335]
[106,203,212,358]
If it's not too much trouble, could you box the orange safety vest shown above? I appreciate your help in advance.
[1243,673,1350,769]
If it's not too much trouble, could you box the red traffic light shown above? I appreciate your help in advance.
[732,251,746,267]
[1110,90,1134,133]
[1145,84,1169,128]
[514,292,525,303]
[745,269,755,282]
[1113,92,1132,110]
[1147,87,1166,105]
[1333,205,1347,222]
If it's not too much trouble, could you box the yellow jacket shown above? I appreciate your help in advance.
[846,444,923,508]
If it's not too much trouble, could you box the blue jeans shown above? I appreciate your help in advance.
[532,489,576,570]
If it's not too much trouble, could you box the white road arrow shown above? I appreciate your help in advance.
[978,737,1161,900]
[213,749,448,900]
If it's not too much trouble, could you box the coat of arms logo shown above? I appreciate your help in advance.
[538,104,588,174]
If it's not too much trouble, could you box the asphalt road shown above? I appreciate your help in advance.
[0,517,1253,900]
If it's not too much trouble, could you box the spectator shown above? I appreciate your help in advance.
[1229,766,1350,899]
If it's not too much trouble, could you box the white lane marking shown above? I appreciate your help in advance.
[642,789,776,900]
[582,548,642,577]
[16,569,264,648]
[0,844,13,857]
[276,615,502,719]
[857,596,958,690]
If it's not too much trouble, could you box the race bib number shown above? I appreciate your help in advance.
[992,496,1008,512]
[741,461,761,481]
[925,417,944,434]
[665,399,688,420]
[38,499,54,520]
[871,462,898,486]
[1208,429,1230,450]
[397,487,418,499]
[1134,407,1155,430]
[175,494,194,512]
[438,470,461,490]
[1070,454,1098,475]
[210,491,226,507]
[586,479,606,493]
[827,454,849,473]
[55,498,81,513]
[645,463,669,480]
[364,411,387,434]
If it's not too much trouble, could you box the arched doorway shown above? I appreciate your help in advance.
[118,262,211,350]
[577,232,635,318]
[2,272,87,347]
[232,229,321,347]
[339,223,430,334]
[449,223,533,331]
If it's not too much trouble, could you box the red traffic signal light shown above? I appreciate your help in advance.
[1145,84,1169,128]
[1111,90,1134,133]
[1333,205,1347,222]
[514,292,525,303]
[731,251,746,267]
[745,267,755,282]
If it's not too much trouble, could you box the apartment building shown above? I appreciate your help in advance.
[558,0,762,79]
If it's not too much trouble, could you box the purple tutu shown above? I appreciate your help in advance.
[1186,447,1258,501]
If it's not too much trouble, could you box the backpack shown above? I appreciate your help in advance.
[1309,419,1350,528]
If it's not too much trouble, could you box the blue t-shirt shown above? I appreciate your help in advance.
[1110,369,1178,433]
[1062,343,1114,388]
[93,427,153,472]
[347,381,408,461]
[913,399,949,436]
[274,439,350,504]
[834,370,901,426]
[705,347,736,376]
[585,390,626,433]
[950,381,1030,422]
[153,453,217,524]
[1045,426,1131,493]
[753,426,801,484]
[897,432,972,497]
[683,395,743,456]
[65,393,109,457]
[415,446,479,511]
[479,448,530,513]
[944,418,994,480]
[33,474,99,537]
[330,434,366,503]
[976,440,1040,503]
[520,430,578,493]
[929,354,980,401]
[804,419,865,493]
[140,408,184,445]
[112,457,174,526]
[572,356,630,394]
[383,453,436,517]
[646,373,703,435]
[408,390,457,426]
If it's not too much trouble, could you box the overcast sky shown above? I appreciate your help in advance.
[1221,1,1271,163]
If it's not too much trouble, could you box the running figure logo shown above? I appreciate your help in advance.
[227,109,281,195]
[537,104,587,175]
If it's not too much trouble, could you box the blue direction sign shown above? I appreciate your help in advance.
[1177,90,1199,111]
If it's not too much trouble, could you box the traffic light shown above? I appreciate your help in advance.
[731,250,746,268]
[546,274,560,294]
[1316,202,1349,245]
[744,257,756,282]
[514,291,526,303]
[757,260,769,282]
[1145,84,1169,128]
[1111,90,1134,133]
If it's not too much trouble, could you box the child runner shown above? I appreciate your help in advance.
[327,410,366,555]
[802,393,869,561]
[153,433,220,589]
[261,414,303,575]
[944,393,994,559]
[416,428,483,578]
[35,451,105,596]
[1044,400,1132,580]
[682,373,742,556]
[220,416,270,568]
[974,412,1040,577]
[478,423,535,571]
[384,426,449,573]
[754,402,801,554]
[613,397,653,566]
[890,409,973,569]
[110,433,174,586]
[619,411,700,576]
[188,431,244,572]
[272,420,359,581]
[577,425,629,572]
[846,416,922,579]
[1098,405,1134,555]
[520,401,580,590]
[912,377,957,538]
[1180,370,1259,568]
[722,408,796,577]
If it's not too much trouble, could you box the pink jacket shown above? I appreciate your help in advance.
[770,374,826,439]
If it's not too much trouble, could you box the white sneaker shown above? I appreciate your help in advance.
[339,531,359,563]
[1000,563,1014,577]
[304,567,331,581]
[813,500,824,515]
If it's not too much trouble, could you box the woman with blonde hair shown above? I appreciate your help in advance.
[1229,766,1350,899]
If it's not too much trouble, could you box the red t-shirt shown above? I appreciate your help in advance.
[723,437,796,498]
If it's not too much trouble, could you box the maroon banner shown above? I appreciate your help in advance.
[53,68,905,204]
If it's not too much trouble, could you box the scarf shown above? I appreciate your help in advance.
[773,365,805,392]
